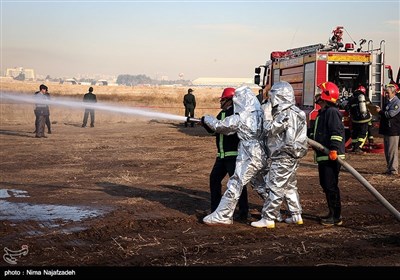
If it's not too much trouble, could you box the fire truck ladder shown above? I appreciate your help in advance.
[368,40,385,105]
[286,43,325,58]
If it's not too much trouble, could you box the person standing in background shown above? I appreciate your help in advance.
[375,84,400,176]
[44,88,51,133]
[34,85,51,134]
[34,84,50,138]
[82,87,97,128]
[183,88,196,127]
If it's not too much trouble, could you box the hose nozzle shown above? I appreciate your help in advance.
[186,117,201,123]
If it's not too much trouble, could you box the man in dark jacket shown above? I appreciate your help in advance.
[34,85,51,134]
[34,84,50,138]
[202,87,249,220]
[183,88,196,127]
[82,87,97,128]
[376,84,400,175]
[312,82,346,226]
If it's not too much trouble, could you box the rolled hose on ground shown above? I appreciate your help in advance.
[308,138,400,222]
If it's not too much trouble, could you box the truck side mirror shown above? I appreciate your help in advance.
[255,67,261,74]
[254,75,260,85]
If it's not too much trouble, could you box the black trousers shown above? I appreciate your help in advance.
[184,107,195,127]
[209,157,248,215]
[318,160,342,218]
[34,109,50,132]
[351,122,368,148]
[83,109,95,127]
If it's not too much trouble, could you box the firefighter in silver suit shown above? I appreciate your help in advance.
[201,86,265,225]
[251,81,308,229]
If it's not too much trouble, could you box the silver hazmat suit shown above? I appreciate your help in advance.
[250,100,273,200]
[261,81,308,221]
[202,86,265,225]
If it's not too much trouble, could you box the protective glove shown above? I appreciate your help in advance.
[201,116,205,126]
[328,150,338,161]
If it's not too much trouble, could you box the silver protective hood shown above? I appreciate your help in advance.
[269,81,295,114]
[265,81,308,159]
[203,86,264,140]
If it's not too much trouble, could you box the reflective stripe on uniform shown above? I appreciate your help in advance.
[217,111,238,158]
[352,119,371,124]
[217,151,238,158]
[330,135,343,142]
[316,154,345,162]
[218,112,225,158]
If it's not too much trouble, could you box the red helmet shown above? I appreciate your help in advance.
[316,82,339,103]
[356,85,366,94]
[220,87,235,100]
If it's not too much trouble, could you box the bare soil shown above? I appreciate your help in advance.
[1,115,400,273]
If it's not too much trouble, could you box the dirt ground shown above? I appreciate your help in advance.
[1,113,400,273]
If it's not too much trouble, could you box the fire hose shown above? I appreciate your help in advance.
[187,117,400,222]
[308,138,400,222]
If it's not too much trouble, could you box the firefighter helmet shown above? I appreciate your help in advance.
[356,85,366,94]
[221,87,235,100]
[316,82,339,103]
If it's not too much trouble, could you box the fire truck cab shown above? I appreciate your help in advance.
[254,26,395,141]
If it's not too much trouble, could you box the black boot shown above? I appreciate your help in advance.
[332,194,342,226]
[352,141,361,152]
[320,193,333,219]
[320,209,335,226]
[321,193,342,226]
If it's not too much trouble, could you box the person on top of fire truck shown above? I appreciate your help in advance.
[312,81,345,226]
[201,86,265,225]
[345,85,373,154]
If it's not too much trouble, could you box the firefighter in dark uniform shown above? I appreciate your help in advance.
[202,87,249,220]
[183,88,196,127]
[346,85,372,153]
[82,87,97,128]
[34,84,50,138]
[312,82,345,226]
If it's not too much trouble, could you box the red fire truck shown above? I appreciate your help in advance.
[254,26,398,150]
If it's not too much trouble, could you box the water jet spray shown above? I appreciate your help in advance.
[1,92,189,123]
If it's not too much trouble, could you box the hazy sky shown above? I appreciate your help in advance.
[2,0,399,80]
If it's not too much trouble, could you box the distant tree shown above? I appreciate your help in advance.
[78,78,96,84]
[116,74,153,86]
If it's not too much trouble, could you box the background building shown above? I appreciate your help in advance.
[6,67,35,80]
